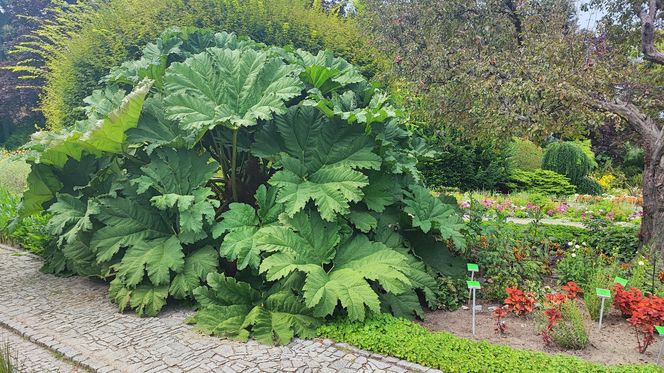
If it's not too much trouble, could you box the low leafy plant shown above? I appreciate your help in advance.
[551,300,589,350]
[556,243,598,287]
[494,306,508,334]
[627,295,664,353]
[435,276,469,311]
[16,28,464,344]
[504,287,537,316]
[613,284,643,317]
[317,314,660,372]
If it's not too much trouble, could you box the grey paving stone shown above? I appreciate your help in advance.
[0,244,434,372]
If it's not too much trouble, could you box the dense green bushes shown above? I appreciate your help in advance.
[506,169,576,196]
[420,135,512,191]
[318,315,659,372]
[12,0,383,128]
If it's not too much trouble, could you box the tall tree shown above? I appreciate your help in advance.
[362,0,664,253]
[585,0,664,254]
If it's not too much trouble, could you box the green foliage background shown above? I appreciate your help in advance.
[11,0,384,129]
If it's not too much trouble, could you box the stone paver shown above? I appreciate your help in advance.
[0,245,439,373]
[0,327,87,372]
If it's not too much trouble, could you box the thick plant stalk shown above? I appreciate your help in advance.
[231,129,239,202]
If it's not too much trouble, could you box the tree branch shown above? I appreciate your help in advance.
[589,96,661,140]
[640,0,664,65]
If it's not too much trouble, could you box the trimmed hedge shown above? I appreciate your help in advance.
[318,314,662,372]
[13,0,384,128]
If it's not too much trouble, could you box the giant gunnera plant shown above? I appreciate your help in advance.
[18,27,466,344]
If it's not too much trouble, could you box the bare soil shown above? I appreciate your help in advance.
[421,300,661,366]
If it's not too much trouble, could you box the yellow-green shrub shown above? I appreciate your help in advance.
[12,0,385,128]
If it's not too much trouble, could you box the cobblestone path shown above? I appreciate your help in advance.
[0,245,438,373]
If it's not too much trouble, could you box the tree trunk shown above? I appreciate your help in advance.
[640,139,664,253]
[591,97,664,256]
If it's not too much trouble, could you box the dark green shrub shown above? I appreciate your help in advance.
[435,276,468,311]
[420,134,512,191]
[509,138,544,171]
[576,176,604,195]
[586,219,640,262]
[506,169,576,195]
[317,314,659,372]
[13,0,384,128]
[542,142,592,185]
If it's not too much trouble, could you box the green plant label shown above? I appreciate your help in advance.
[466,280,481,289]
[467,263,479,272]
[656,325,664,336]
[614,276,628,286]
[595,288,611,298]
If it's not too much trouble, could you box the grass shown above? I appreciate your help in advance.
[0,341,19,373]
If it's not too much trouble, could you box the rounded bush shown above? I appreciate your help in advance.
[509,138,543,171]
[576,177,604,195]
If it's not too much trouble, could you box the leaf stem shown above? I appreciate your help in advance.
[231,128,239,202]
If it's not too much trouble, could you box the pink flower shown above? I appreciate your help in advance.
[556,203,568,213]
[546,209,554,216]
[481,198,495,208]
[526,203,538,210]
[460,201,471,209]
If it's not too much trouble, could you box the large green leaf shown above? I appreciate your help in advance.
[19,163,63,217]
[403,185,467,249]
[190,274,318,345]
[131,148,219,240]
[257,210,340,280]
[115,236,184,287]
[169,246,219,299]
[47,194,98,245]
[90,197,171,262]
[254,106,382,220]
[164,47,303,141]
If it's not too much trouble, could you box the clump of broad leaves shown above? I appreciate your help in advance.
[19,27,466,344]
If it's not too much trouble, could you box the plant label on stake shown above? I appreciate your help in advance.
[596,288,611,330]
[467,280,481,336]
[467,263,479,305]
[655,326,664,364]
[614,276,628,287]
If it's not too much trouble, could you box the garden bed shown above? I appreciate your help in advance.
[422,300,660,366]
